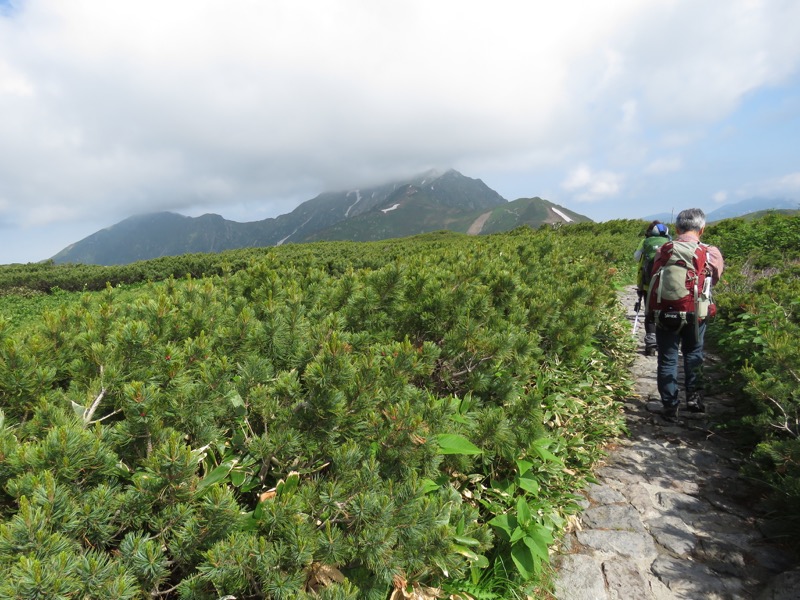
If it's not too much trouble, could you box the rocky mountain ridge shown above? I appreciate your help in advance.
[52,169,589,265]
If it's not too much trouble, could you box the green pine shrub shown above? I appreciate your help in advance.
[0,224,636,598]
[706,214,800,549]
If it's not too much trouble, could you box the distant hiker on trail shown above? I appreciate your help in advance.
[646,208,724,423]
[633,220,671,355]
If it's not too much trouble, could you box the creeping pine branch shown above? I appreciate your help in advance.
[762,393,799,439]
[91,408,122,423]
[450,355,495,378]
[151,582,182,598]
[83,387,107,424]
[81,365,107,425]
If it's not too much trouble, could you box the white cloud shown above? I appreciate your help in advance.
[645,157,683,174]
[0,0,800,261]
[746,172,800,197]
[604,2,800,125]
[562,165,623,202]
[0,60,33,96]
[723,172,800,206]
[713,191,728,204]
[777,172,800,190]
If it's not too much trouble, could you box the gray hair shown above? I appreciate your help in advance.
[675,208,706,233]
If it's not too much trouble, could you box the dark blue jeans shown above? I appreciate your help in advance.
[656,320,706,407]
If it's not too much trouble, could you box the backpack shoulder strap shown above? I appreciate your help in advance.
[694,242,711,275]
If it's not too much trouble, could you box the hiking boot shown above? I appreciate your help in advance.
[644,345,657,357]
[686,391,705,413]
[661,404,679,423]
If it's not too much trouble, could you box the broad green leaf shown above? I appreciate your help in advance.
[434,433,482,455]
[510,541,535,580]
[230,470,246,487]
[196,461,235,494]
[453,545,489,568]
[226,390,247,416]
[453,544,480,562]
[226,390,245,409]
[489,478,516,495]
[517,475,540,496]
[515,458,534,475]
[531,438,561,463]
[420,478,440,494]
[516,496,532,527]
[524,533,550,562]
[509,526,525,543]
[471,554,490,569]
[488,514,516,539]
[453,535,481,547]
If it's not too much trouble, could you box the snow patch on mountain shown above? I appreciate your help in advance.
[551,208,573,223]
[277,216,313,245]
[345,190,362,217]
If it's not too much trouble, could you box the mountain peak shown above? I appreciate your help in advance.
[51,170,590,265]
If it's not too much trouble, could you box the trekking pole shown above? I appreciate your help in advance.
[632,296,642,336]
[693,282,701,342]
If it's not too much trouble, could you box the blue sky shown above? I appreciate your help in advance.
[1,0,800,264]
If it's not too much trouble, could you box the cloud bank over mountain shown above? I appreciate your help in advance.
[0,0,799,263]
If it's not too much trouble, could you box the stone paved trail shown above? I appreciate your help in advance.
[552,286,800,600]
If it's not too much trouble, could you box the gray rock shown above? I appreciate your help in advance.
[704,490,757,519]
[601,558,652,600]
[757,567,800,600]
[553,554,608,600]
[693,534,747,576]
[646,400,663,413]
[577,529,657,560]
[647,515,696,556]
[581,504,647,533]
[690,511,752,535]
[595,466,642,486]
[625,483,660,519]
[676,446,720,470]
[650,555,745,599]
[585,483,626,505]
[654,489,709,515]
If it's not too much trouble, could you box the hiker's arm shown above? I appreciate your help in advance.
[707,245,724,284]
[633,239,644,261]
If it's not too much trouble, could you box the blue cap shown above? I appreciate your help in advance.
[650,223,669,237]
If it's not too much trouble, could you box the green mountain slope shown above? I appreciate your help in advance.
[51,170,590,265]
[475,197,591,235]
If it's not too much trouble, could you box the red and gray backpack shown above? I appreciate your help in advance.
[646,240,716,331]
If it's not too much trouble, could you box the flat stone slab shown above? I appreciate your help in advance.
[581,504,647,533]
[553,554,607,600]
[576,529,657,560]
[651,555,746,599]
[584,482,626,505]
[758,567,800,600]
[601,558,652,600]
[653,489,709,515]
[647,515,696,556]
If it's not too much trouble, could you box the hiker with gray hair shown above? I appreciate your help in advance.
[646,208,724,423]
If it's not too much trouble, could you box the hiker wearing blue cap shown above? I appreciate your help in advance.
[634,221,671,355]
